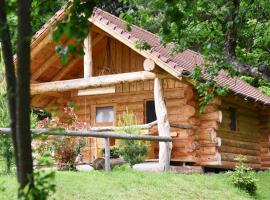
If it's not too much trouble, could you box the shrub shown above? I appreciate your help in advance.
[117,109,148,167]
[101,146,120,159]
[35,103,87,170]
[227,155,258,195]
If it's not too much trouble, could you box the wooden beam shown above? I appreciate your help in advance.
[31,71,156,95]
[0,128,172,142]
[84,30,93,78]
[52,58,79,81]
[78,86,115,96]
[32,53,59,80]
[154,77,172,171]
[31,34,53,60]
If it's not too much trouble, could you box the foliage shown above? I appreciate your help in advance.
[36,103,87,170]
[20,170,56,200]
[135,40,151,51]
[117,109,148,167]
[101,146,120,159]
[120,0,270,108]
[227,155,258,196]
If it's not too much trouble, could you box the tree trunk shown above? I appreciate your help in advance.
[0,0,19,179]
[16,0,33,190]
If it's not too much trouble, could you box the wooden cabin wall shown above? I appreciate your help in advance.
[196,98,222,166]
[54,79,197,163]
[92,37,144,76]
[217,98,261,168]
[259,111,270,169]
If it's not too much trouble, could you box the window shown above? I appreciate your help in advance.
[146,100,157,123]
[229,107,237,131]
[96,106,114,123]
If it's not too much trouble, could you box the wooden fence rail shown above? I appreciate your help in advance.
[0,128,172,172]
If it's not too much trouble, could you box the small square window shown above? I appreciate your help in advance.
[229,107,237,131]
[96,106,114,123]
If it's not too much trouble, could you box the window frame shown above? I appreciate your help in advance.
[92,104,116,126]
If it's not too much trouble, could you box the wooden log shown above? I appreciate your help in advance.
[0,128,172,142]
[200,121,218,130]
[104,138,110,172]
[84,29,93,78]
[221,152,260,164]
[200,111,222,123]
[221,161,260,169]
[209,97,221,105]
[221,138,260,150]
[220,146,260,156]
[154,77,171,171]
[92,157,125,170]
[90,120,158,131]
[143,58,170,78]
[31,71,156,95]
[32,53,59,80]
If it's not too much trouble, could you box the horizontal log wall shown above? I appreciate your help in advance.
[259,111,270,169]
[44,78,194,162]
[218,98,262,168]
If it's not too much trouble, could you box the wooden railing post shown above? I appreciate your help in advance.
[154,77,172,171]
[104,137,110,172]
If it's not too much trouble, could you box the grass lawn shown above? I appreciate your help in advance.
[0,167,270,200]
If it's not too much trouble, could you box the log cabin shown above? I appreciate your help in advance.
[28,7,270,170]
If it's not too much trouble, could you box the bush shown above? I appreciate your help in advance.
[117,109,148,167]
[101,146,120,159]
[227,155,258,195]
[35,103,87,170]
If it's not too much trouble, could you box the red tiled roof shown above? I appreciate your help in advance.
[31,6,270,105]
[92,8,270,105]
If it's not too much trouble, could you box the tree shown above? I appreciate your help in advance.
[0,0,75,197]
[122,0,270,107]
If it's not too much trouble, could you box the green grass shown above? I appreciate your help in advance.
[0,167,270,200]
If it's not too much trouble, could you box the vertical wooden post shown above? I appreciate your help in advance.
[104,137,110,172]
[84,29,93,78]
[154,77,171,171]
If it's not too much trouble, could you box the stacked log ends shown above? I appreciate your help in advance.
[169,85,199,163]
[197,97,222,166]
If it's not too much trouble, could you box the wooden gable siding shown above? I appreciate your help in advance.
[93,37,144,76]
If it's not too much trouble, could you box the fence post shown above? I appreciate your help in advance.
[164,141,170,171]
[104,137,110,172]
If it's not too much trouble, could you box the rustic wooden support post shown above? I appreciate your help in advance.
[154,77,172,171]
[104,137,110,172]
[84,29,93,78]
